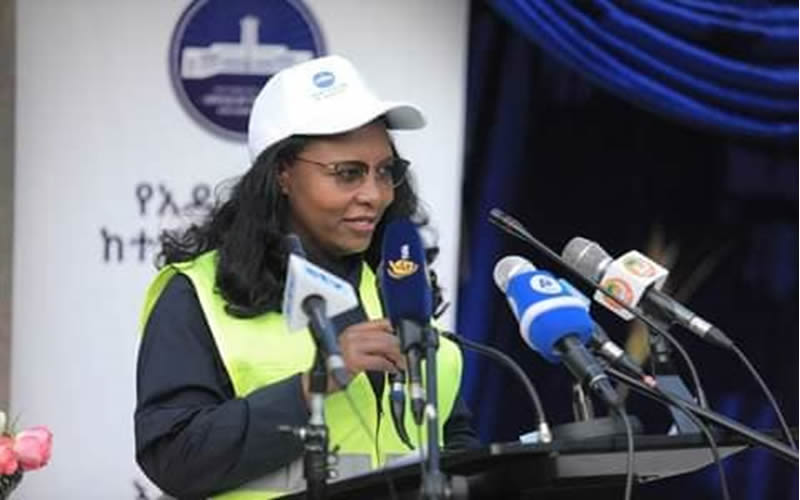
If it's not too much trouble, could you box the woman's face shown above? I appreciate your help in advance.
[279,121,397,257]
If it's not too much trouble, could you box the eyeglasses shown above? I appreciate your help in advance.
[294,156,410,189]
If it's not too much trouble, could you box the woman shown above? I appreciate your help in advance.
[135,55,478,499]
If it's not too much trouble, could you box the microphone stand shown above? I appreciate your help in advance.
[396,317,462,498]
[281,331,334,499]
[417,327,470,500]
[551,381,643,441]
[607,367,799,464]
[420,325,448,500]
[303,348,331,500]
[648,327,701,434]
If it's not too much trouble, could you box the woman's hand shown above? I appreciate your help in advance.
[338,319,405,377]
[301,319,405,404]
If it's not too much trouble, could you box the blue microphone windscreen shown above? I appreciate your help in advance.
[380,218,432,324]
[506,269,593,363]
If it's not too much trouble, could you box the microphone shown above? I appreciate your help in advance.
[590,324,650,381]
[375,263,414,450]
[557,277,648,380]
[282,236,357,388]
[493,255,622,408]
[562,237,734,350]
[380,218,431,426]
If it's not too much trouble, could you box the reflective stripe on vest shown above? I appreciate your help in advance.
[141,251,463,500]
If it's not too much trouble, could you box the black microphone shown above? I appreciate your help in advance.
[562,237,734,350]
[590,324,650,382]
[379,218,432,426]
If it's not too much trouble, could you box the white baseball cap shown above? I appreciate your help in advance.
[247,55,426,162]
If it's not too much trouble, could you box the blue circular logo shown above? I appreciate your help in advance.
[312,71,335,88]
[169,0,326,141]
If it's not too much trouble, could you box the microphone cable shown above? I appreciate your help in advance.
[608,367,733,500]
[613,406,635,500]
[649,328,708,409]
[388,370,415,450]
[440,330,552,443]
[660,388,731,500]
[731,344,797,450]
[488,208,710,410]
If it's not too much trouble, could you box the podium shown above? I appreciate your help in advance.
[278,432,749,499]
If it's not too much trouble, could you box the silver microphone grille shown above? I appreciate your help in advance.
[493,255,536,292]
[561,237,612,283]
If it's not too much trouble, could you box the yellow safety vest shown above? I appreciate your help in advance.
[140,251,463,499]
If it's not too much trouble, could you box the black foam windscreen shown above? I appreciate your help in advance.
[379,218,432,325]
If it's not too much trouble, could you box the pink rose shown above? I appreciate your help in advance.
[0,435,18,475]
[13,426,52,471]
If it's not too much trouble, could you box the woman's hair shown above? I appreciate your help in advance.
[158,133,438,317]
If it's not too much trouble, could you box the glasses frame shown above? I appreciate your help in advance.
[294,156,410,189]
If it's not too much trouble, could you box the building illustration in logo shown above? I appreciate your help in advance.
[181,16,314,79]
[169,0,325,139]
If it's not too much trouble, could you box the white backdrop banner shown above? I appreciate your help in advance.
[12,0,468,497]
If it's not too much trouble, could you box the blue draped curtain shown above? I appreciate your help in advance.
[457,1,797,499]
[487,0,797,139]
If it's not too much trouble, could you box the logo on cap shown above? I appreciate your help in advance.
[313,71,335,88]
[169,0,326,140]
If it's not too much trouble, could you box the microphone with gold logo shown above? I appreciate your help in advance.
[380,218,433,427]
